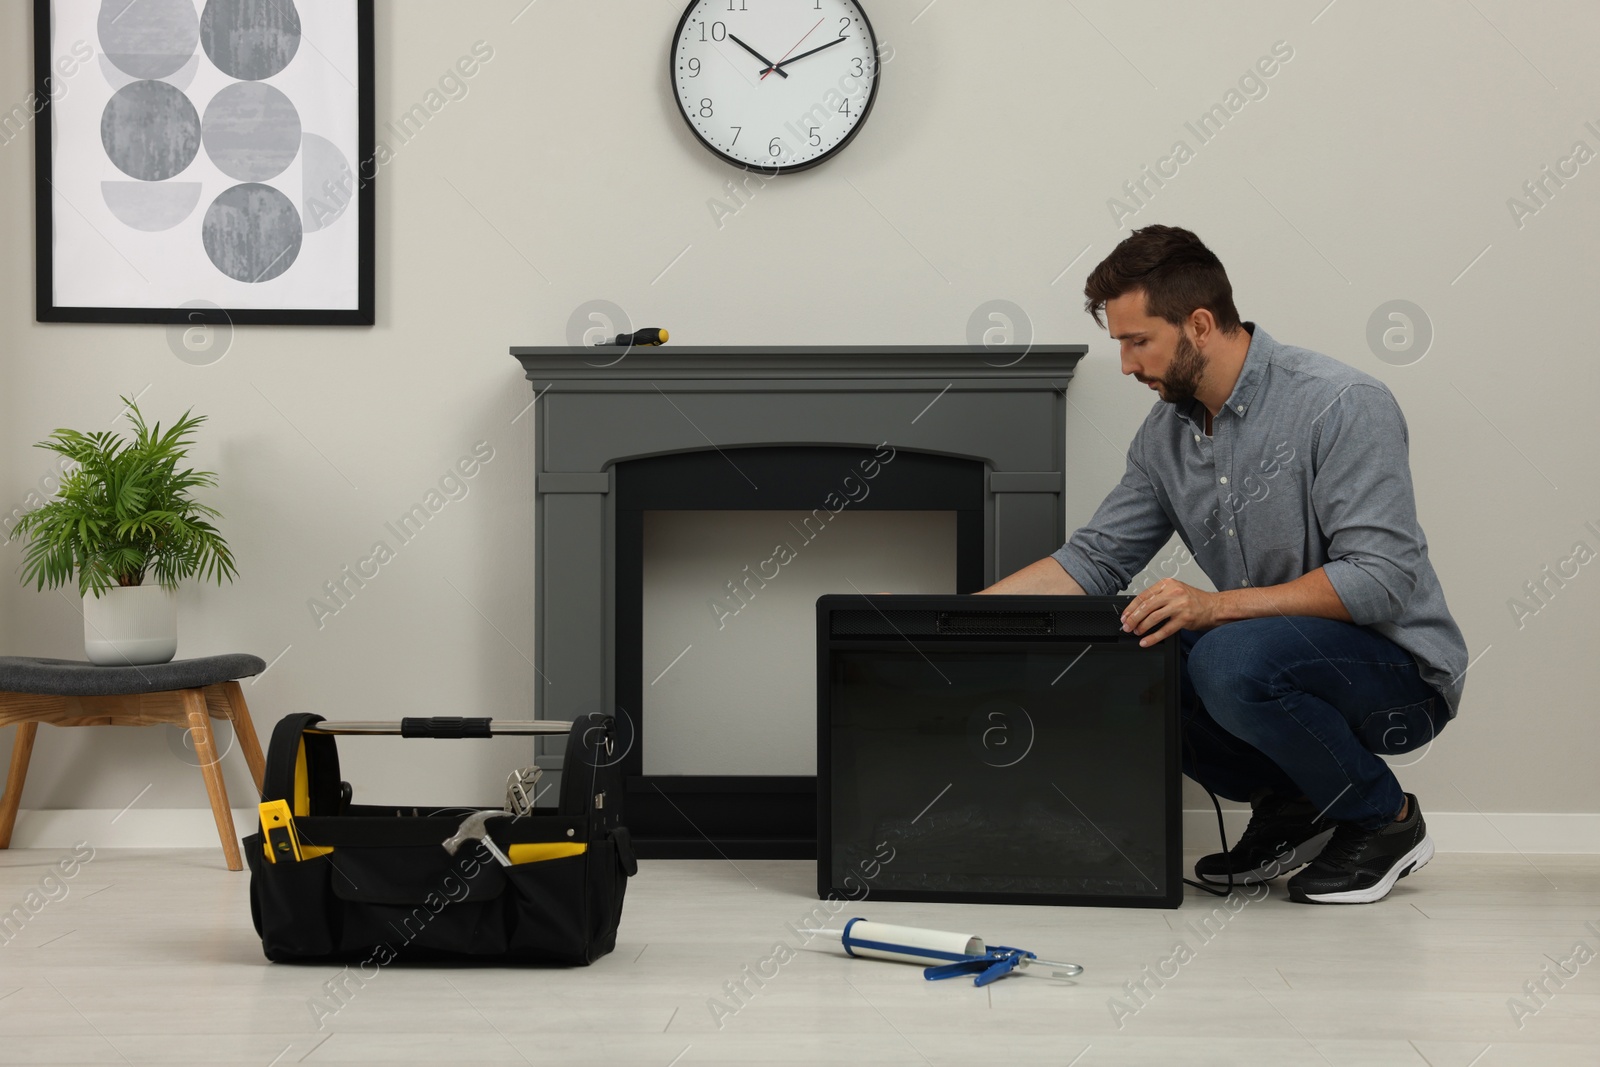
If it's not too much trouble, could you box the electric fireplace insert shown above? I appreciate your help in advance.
[818,594,1181,909]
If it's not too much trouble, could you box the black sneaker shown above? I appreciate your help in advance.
[1286,793,1433,904]
[1194,792,1335,886]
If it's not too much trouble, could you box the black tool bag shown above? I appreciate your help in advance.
[244,713,636,965]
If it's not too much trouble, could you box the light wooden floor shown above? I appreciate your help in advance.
[1,848,1597,1065]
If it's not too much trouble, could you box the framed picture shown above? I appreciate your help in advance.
[32,0,375,325]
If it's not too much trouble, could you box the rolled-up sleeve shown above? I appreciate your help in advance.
[1312,384,1424,624]
[1051,444,1174,595]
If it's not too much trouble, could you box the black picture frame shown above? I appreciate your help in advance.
[32,0,375,325]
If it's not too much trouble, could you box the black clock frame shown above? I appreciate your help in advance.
[668,0,881,175]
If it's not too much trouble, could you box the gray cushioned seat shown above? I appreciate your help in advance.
[0,654,267,697]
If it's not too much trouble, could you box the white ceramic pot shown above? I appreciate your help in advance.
[83,585,177,666]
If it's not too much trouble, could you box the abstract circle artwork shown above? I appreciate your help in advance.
[98,0,200,80]
[89,0,335,287]
[199,0,303,81]
[202,183,304,283]
[100,79,203,181]
[48,0,367,321]
[203,81,302,181]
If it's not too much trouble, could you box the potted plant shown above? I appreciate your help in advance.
[12,398,237,665]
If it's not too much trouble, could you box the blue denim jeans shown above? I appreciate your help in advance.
[1178,617,1449,831]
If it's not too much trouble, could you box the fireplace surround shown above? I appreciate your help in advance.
[510,345,1087,858]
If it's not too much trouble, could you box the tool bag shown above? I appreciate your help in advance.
[244,713,636,965]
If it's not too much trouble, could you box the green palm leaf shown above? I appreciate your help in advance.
[10,397,237,597]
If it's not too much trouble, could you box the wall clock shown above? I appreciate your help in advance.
[670,0,881,174]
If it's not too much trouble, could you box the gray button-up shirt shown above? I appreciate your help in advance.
[1052,324,1468,716]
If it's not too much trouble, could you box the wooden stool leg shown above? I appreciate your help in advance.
[183,690,242,871]
[0,723,39,850]
[222,680,266,795]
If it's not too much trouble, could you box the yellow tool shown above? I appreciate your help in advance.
[259,799,333,863]
[508,842,587,865]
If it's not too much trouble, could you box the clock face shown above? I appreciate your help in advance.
[671,0,881,174]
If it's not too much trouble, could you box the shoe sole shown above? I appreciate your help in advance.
[1290,834,1434,905]
[1195,827,1335,886]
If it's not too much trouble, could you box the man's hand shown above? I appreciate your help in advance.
[1121,578,1220,646]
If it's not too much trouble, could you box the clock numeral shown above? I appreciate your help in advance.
[851,57,864,77]
[809,127,821,147]
[838,98,851,117]
[768,137,785,158]
[838,17,850,38]
[700,21,727,42]
[686,58,701,77]
[730,126,741,146]
[700,98,714,118]
[726,0,747,10]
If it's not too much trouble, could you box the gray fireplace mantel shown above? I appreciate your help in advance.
[510,344,1087,853]
[510,344,1088,724]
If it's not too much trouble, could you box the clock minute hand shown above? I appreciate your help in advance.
[759,16,826,81]
[727,34,788,79]
[765,36,848,75]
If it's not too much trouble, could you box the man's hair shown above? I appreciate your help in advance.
[1083,225,1242,334]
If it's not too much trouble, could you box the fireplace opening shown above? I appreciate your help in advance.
[616,446,985,858]
[642,510,957,776]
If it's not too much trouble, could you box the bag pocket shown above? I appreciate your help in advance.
[337,899,508,958]
[245,832,340,961]
[579,827,637,962]
[582,838,625,963]
[329,846,509,958]
[502,853,591,963]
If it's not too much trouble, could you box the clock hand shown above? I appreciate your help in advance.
[727,33,788,78]
[764,35,849,76]
[759,16,825,81]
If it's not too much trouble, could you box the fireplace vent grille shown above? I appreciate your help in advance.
[830,608,1126,639]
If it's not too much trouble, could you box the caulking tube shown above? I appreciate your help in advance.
[836,919,985,965]
[815,919,1084,978]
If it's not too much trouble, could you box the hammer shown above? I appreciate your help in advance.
[442,809,513,866]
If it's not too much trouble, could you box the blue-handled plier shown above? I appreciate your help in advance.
[923,945,1083,987]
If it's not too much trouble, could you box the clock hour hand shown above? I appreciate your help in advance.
[764,35,849,76]
[727,33,789,79]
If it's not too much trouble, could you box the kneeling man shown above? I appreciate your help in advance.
[984,225,1467,905]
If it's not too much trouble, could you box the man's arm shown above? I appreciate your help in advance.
[1119,566,1351,646]
[1124,383,1422,644]
[977,557,1088,595]
[982,440,1174,596]
[1309,384,1425,624]
[1211,567,1351,624]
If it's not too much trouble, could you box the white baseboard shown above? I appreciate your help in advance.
[1183,809,1600,854]
[5,808,259,850]
[6,809,1600,854]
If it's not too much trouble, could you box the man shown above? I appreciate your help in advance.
[983,225,1467,905]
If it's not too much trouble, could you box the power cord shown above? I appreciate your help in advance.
[1179,781,1237,898]
[1179,730,1239,898]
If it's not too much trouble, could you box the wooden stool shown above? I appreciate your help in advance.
[0,654,268,871]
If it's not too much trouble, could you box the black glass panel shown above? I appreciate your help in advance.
[827,645,1172,902]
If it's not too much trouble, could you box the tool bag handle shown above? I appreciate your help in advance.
[261,712,346,816]
[400,717,491,738]
[303,718,574,736]
[559,712,623,821]
[260,713,622,822]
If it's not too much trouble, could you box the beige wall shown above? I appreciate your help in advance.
[1,1,1596,819]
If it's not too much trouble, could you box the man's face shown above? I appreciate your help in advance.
[1105,291,1205,405]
